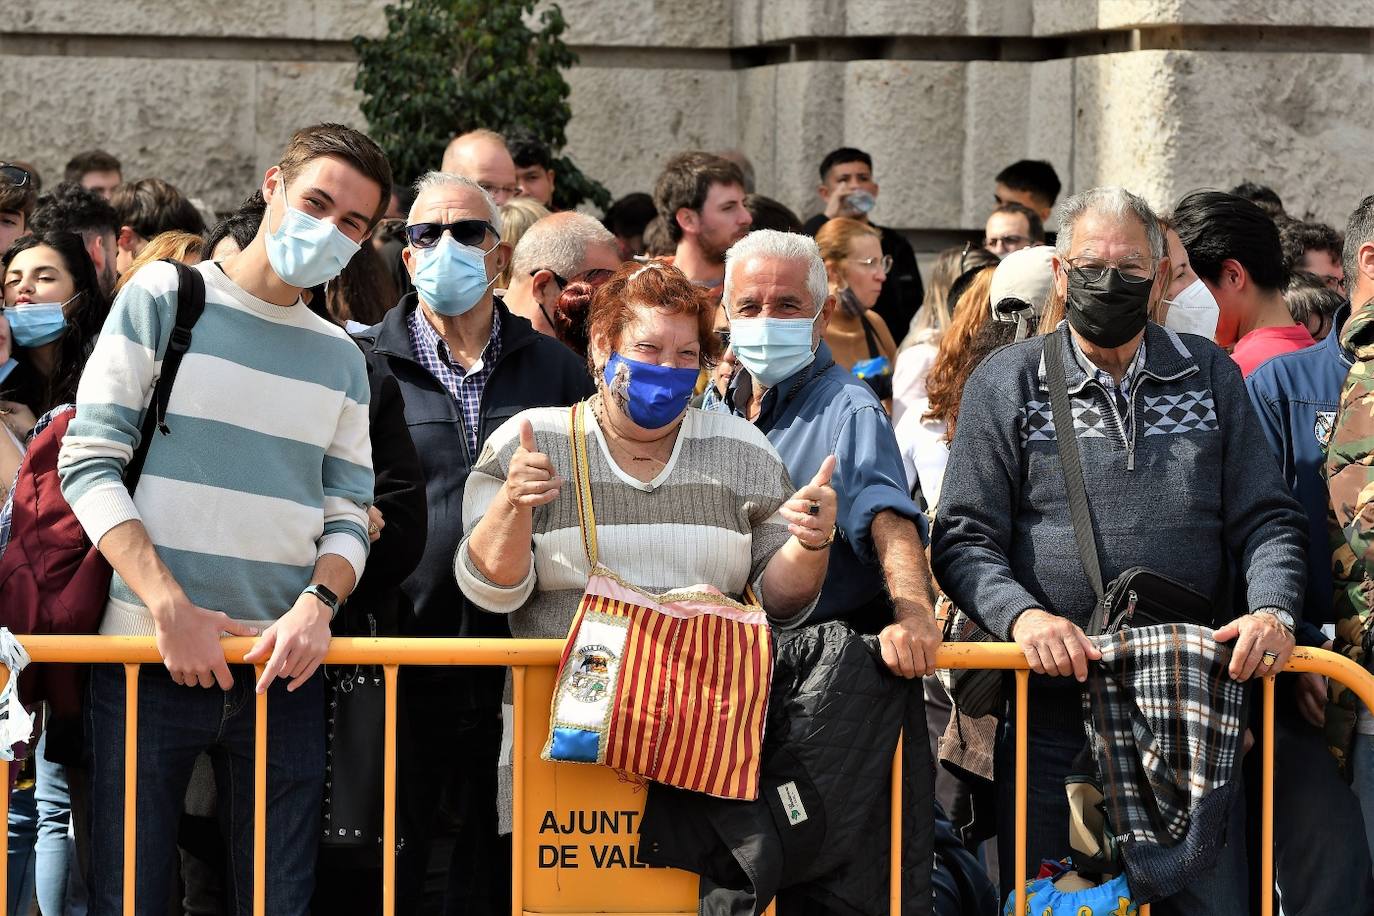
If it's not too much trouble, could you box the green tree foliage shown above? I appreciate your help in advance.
[353,0,609,211]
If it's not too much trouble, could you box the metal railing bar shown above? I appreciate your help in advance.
[382,663,399,916]
[253,666,267,916]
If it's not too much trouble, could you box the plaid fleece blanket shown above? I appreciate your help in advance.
[1085,623,1247,901]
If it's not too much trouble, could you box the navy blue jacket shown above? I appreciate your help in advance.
[355,296,594,706]
[1245,306,1351,648]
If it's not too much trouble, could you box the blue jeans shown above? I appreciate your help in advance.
[995,716,1249,915]
[9,728,88,916]
[84,664,324,916]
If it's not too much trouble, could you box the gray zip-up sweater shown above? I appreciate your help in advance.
[931,322,1306,722]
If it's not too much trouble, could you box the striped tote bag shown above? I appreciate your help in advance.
[541,401,774,800]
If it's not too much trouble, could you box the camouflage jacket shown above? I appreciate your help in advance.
[1324,303,1374,776]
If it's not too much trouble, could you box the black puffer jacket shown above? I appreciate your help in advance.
[639,622,933,916]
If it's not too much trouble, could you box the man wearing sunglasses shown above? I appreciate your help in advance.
[353,170,594,914]
[504,210,622,338]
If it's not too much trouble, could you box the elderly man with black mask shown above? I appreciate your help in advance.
[931,186,1306,912]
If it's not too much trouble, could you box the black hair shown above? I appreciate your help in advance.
[1344,195,1374,298]
[987,202,1045,243]
[744,194,803,234]
[28,181,119,242]
[205,191,266,257]
[506,128,554,171]
[2,229,112,411]
[818,147,873,182]
[994,160,1061,207]
[602,193,657,239]
[1284,271,1344,330]
[1171,190,1287,293]
[1279,220,1343,277]
[391,182,416,218]
[63,149,122,183]
[1229,181,1285,220]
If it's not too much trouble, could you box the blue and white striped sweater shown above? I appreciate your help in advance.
[57,260,373,635]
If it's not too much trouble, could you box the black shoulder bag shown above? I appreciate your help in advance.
[1043,331,1214,634]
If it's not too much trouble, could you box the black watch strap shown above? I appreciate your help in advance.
[302,583,341,617]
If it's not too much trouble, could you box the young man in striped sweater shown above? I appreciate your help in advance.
[58,123,391,914]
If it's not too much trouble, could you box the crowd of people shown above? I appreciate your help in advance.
[0,116,1370,916]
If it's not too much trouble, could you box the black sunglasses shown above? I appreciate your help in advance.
[404,219,496,250]
[0,164,30,189]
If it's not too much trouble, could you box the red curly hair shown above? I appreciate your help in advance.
[586,261,724,369]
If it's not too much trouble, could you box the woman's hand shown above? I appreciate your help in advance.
[366,505,385,543]
[781,455,838,550]
[501,419,564,510]
[0,401,38,437]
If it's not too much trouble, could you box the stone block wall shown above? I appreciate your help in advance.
[2,0,1370,241]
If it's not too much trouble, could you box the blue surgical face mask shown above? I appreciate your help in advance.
[729,311,821,388]
[603,352,699,430]
[7,295,78,348]
[411,234,498,317]
[264,178,362,289]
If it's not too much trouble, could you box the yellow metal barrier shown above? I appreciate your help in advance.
[2,637,1372,916]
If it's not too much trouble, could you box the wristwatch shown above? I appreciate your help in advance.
[1256,607,1295,634]
[302,583,341,619]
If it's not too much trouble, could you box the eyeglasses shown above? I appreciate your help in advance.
[851,255,893,273]
[0,164,30,189]
[984,234,1028,251]
[404,219,497,250]
[1066,256,1158,284]
[714,328,731,349]
[479,183,520,199]
[533,268,570,288]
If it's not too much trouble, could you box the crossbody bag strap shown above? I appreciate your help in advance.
[1044,332,1108,631]
[567,401,599,569]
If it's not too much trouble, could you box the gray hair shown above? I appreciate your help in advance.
[410,171,501,234]
[1344,194,1374,298]
[511,211,616,278]
[1053,186,1165,261]
[723,230,830,314]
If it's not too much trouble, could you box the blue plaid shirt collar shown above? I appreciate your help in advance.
[1070,333,1146,402]
[407,302,503,455]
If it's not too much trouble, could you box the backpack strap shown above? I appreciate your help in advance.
[123,260,206,493]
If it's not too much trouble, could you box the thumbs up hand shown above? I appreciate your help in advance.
[502,418,564,510]
[782,455,838,550]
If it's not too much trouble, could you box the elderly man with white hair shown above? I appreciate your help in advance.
[504,210,623,337]
[931,187,1306,910]
[719,229,941,676]
[354,170,594,913]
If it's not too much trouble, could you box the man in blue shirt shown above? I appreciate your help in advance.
[1245,193,1374,910]
[718,229,941,677]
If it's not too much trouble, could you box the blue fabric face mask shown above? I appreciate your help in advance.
[603,352,699,430]
[7,297,75,348]
[411,234,498,318]
[265,179,362,289]
[729,311,821,388]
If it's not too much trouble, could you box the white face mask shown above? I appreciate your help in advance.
[1164,277,1220,341]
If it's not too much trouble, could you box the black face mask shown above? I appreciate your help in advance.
[1065,267,1152,347]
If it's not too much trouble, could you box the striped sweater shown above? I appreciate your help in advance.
[57,260,373,635]
[456,402,812,637]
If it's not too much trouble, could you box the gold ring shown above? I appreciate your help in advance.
[368,523,380,535]
[1262,651,1278,667]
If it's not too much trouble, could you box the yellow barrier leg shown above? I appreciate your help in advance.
[123,663,139,916]
[254,668,267,916]
[890,734,903,916]
[512,667,524,916]
[1262,676,1275,916]
[1014,669,1028,916]
[383,664,399,916]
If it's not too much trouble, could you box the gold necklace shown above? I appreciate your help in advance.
[592,395,680,464]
